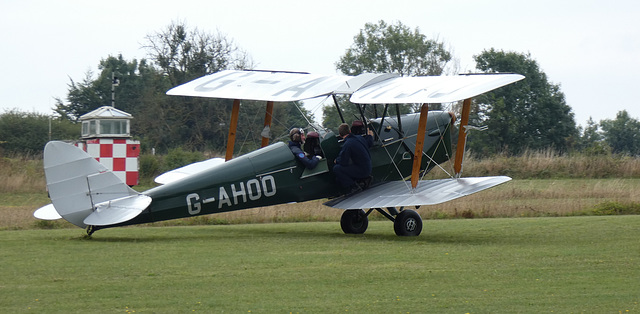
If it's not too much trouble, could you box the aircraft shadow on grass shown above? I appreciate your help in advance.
[70,224,531,246]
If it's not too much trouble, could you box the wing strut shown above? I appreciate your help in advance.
[261,101,274,148]
[225,99,241,161]
[377,104,389,136]
[332,95,346,124]
[454,98,472,177]
[411,103,429,189]
[396,104,404,137]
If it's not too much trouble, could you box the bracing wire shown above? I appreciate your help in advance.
[237,101,265,154]
[368,102,460,190]
[250,98,330,145]
[293,100,314,128]
[368,111,413,191]
[418,102,457,181]
[295,96,332,133]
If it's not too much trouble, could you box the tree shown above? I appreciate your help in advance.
[134,21,261,153]
[336,20,452,76]
[468,49,578,155]
[54,71,102,121]
[328,20,452,129]
[321,97,348,130]
[600,110,640,155]
[55,55,161,121]
[577,117,610,155]
[143,21,254,86]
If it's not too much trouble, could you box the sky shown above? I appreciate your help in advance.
[2,0,639,128]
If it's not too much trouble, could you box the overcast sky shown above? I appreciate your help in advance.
[2,0,638,127]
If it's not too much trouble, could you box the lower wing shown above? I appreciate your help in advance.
[324,176,511,209]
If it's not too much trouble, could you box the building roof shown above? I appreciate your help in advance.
[79,106,132,120]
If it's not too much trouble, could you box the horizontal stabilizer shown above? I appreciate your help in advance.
[325,176,511,209]
[84,194,152,226]
[155,158,225,185]
[33,204,62,220]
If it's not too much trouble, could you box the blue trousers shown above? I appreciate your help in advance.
[333,164,368,188]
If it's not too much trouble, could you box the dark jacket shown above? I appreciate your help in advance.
[335,134,372,176]
[288,141,319,169]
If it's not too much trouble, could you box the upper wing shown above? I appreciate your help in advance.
[166,70,524,104]
[166,70,351,102]
[349,73,525,104]
[324,176,511,209]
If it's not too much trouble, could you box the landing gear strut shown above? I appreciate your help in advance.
[86,225,97,237]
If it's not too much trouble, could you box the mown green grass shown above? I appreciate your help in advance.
[1,216,639,313]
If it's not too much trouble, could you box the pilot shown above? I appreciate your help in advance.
[288,128,321,169]
[333,123,373,193]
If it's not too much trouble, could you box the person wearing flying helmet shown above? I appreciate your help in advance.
[288,128,321,169]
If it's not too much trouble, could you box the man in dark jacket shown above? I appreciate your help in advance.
[288,128,320,169]
[333,123,373,192]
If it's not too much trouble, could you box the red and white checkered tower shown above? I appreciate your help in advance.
[77,106,140,186]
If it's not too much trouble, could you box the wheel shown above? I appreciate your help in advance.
[340,209,369,234]
[394,209,423,236]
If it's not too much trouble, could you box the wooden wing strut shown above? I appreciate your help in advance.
[454,98,472,177]
[411,103,429,189]
[261,101,274,148]
[226,100,274,161]
[225,99,241,161]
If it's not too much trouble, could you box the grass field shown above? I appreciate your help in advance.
[1,216,639,313]
[2,154,640,312]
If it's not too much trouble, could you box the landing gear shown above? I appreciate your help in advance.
[393,209,423,236]
[339,207,423,236]
[86,225,97,237]
[340,209,369,234]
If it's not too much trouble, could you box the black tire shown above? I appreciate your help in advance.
[340,209,368,234]
[394,209,423,236]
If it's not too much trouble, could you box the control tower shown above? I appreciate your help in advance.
[76,106,140,186]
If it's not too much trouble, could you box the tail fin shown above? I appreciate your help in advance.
[42,141,150,228]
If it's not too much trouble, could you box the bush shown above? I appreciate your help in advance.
[139,154,161,179]
[0,110,79,156]
[163,148,205,172]
[590,201,640,216]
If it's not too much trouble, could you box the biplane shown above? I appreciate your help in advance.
[34,70,524,236]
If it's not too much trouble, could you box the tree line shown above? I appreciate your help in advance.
[1,20,638,157]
